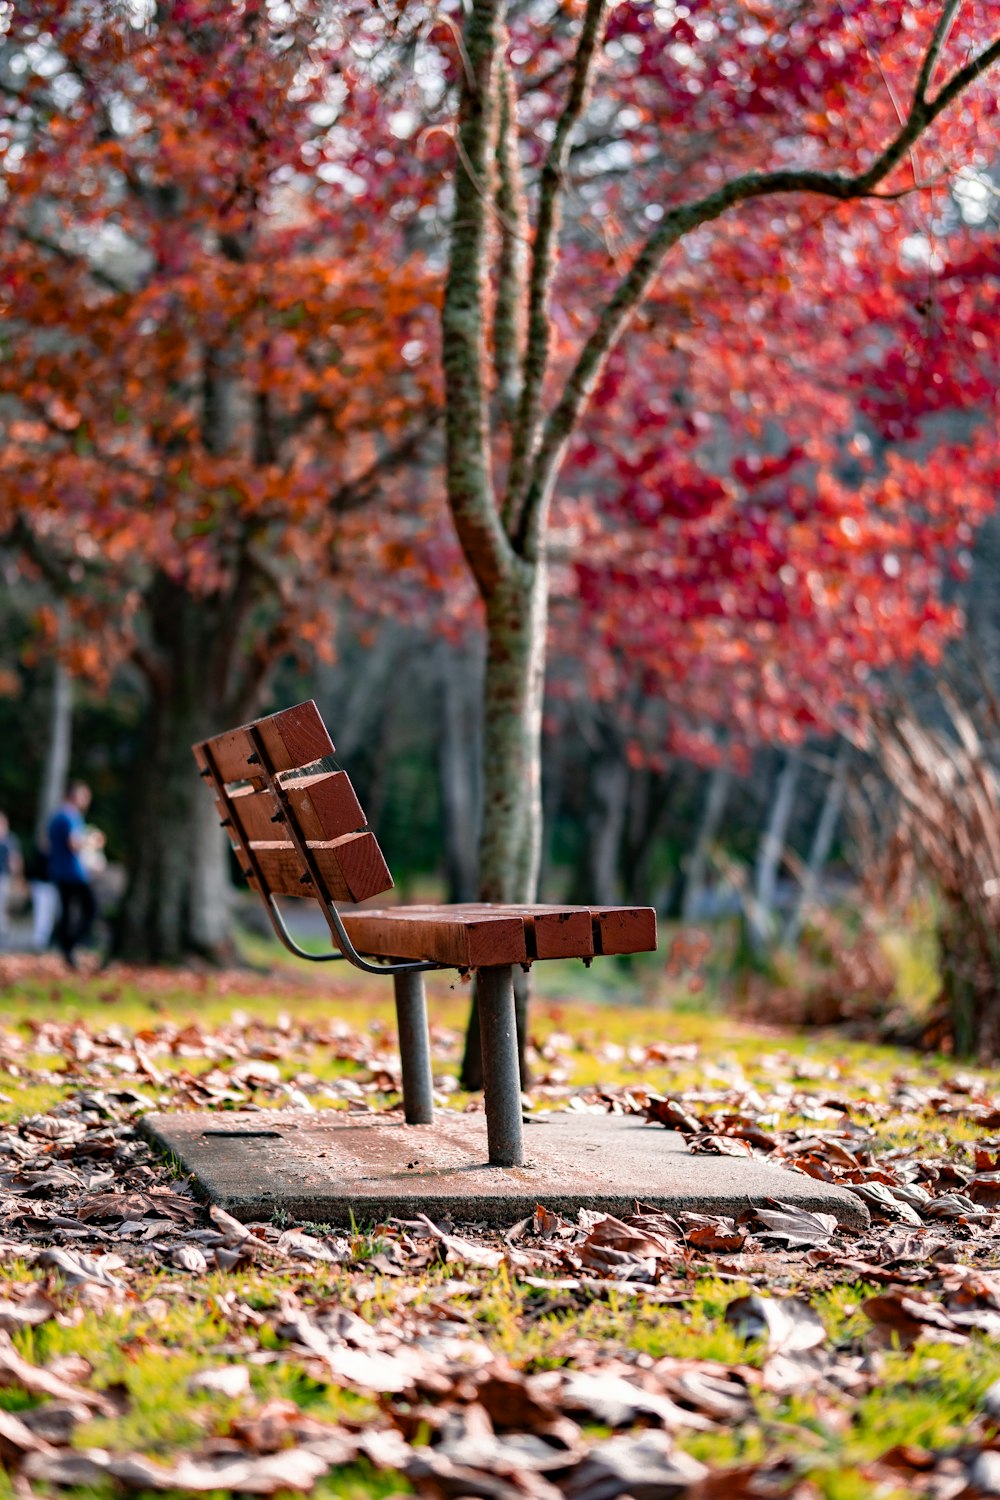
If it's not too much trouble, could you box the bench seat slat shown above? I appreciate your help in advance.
[394,904,595,960]
[229,772,365,843]
[249,834,393,904]
[589,905,657,956]
[339,909,529,969]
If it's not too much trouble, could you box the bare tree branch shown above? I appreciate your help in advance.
[442,0,516,600]
[492,56,528,450]
[505,0,607,525]
[11,225,129,295]
[328,414,441,514]
[914,0,963,103]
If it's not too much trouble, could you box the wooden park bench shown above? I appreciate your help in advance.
[194,701,656,1170]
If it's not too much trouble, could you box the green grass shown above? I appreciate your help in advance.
[0,946,998,1497]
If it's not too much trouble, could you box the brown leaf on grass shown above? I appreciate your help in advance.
[274,1306,432,1394]
[862,1290,960,1346]
[562,1430,708,1499]
[0,1288,57,1333]
[553,1369,712,1431]
[416,1216,503,1270]
[846,1182,924,1225]
[399,1404,575,1496]
[230,1398,307,1454]
[208,1206,287,1264]
[579,1214,676,1274]
[475,1367,562,1433]
[968,1172,1000,1207]
[17,1403,80,1445]
[654,1363,753,1423]
[208,1203,255,1247]
[754,1203,839,1250]
[77,1190,197,1225]
[37,1247,126,1289]
[678,1213,746,1253]
[725,1295,827,1353]
[275,1229,347,1264]
[24,1444,336,1493]
[533,1205,574,1237]
[0,1407,56,1463]
[170,1244,209,1273]
[0,1332,117,1414]
[759,1350,840,1394]
[188,1366,251,1398]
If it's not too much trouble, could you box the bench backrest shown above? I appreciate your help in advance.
[193,700,394,909]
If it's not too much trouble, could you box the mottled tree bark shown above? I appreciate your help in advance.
[114,572,266,964]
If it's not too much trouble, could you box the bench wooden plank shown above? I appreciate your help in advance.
[339,909,528,969]
[229,773,365,843]
[199,701,334,784]
[590,905,657,955]
[434,904,594,959]
[249,834,393,904]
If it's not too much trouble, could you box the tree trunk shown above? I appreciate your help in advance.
[747,751,801,953]
[461,562,546,1088]
[115,577,259,964]
[682,766,732,923]
[477,562,547,904]
[35,657,72,845]
[569,749,628,906]
[781,743,848,946]
[436,639,482,903]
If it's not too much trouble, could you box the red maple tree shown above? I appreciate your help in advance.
[0,0,440,958]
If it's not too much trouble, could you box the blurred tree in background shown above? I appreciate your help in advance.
[0,0,443,960]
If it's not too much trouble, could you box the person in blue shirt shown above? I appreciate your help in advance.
[0,812,20,950]
[47,783,97,968]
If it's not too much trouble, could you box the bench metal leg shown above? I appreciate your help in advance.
[393,971,434,1124]
[477,965,524,1167]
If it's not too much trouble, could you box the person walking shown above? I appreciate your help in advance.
[47,783,98,968]
[25,838,58,953]
[0,813,21,949]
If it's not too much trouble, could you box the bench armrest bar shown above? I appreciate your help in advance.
[266,891,441,976]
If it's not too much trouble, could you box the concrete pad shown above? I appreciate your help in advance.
[143,1109,868,1230]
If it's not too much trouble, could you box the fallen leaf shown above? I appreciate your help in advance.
[188,1365,251,1398]
[754,1203,839,1250]
[0,1332,116,1414]
[725,1295,827,1353]
[563,1430,708,1498]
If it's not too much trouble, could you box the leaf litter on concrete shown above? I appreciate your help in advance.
[0,964,999,1494]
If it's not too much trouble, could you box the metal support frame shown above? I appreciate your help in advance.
[477,965,524,1167]
[393,971,435,1124]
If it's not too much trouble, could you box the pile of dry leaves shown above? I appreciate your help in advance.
[0,986,999,1496]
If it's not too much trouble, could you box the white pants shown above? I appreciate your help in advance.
[31,882,59,951]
